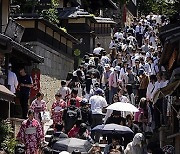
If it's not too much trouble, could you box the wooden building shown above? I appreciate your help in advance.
[0,0,44,119]
[58,7,116,56]
[157,22,180,153]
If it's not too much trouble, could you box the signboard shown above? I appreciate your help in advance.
[30,68,40,99]
[5,19,24,43]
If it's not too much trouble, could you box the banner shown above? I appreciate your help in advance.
[30,68,40,99]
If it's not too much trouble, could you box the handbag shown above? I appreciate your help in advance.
[40,111,51,123]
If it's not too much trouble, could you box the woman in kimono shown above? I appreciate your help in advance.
[17,109,44,154]
[30,92,47,121]
[51,93,67,126]
[30,92,47,132]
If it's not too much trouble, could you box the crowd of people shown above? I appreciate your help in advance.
[16,15,173,154]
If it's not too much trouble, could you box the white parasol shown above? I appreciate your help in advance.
[106,102,139,112]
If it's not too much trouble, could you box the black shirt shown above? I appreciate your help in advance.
[19,74,32,95]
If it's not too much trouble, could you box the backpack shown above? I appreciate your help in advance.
[66,107,78,119]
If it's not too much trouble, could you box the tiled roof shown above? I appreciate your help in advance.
[94,17,116,24]
[58,7,93,19]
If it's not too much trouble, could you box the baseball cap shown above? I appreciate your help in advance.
[114,66,121,71]
[81,98,88,104]
[95,88,104,95]
[127,66,132,70]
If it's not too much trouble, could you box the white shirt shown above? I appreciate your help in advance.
[135,25,144,34]
[8,70,18,93]
[146,82,156,101]
[93,47,104,55]
[119,67,126,80]
[57,86,71,99]
[114,32,124,40]
[101,56,110,67]
[119,95,129,103]
[140,63,151,75]
[109,40,116,49]
[90,95,107,115]
[153,80,168,94]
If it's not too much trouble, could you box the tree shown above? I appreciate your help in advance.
[137,0,180,16]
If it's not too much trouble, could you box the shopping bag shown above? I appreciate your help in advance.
[40,111,51,123]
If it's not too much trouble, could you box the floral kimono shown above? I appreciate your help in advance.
[17,118,44,154]
[51,99,66,125]
[30,99,47,123]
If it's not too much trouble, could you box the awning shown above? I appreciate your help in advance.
[0,33,44,63]
[153,80,180,102]
[0,85,16,102]
[0,34,12,53]
[12,40,44,63]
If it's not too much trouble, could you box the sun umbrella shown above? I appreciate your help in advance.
[92,124,134,135]
[52,138,92,153]
[106,102,139,112]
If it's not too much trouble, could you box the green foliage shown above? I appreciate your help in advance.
[40,0,61,25]
[1,137,17,154]
[0,120,16,154]
[51,0,59,7]
[12,0,40,13]
[137,0,180,16]
[0,120,12,144]
[41,8,59,25]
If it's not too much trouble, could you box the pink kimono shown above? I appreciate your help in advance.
[17,119,44,154]
[30,99,47,122]
[51,100,66,125]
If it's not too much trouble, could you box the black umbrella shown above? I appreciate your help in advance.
[92,124,134,135]
[52,138,92,153]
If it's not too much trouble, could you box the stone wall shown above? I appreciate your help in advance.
[95,34,112,53]
[26,42,74,109]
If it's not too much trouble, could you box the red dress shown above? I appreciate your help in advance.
[51,99,67,125]
[17,118,43,154]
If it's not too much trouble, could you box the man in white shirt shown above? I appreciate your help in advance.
[93,42,104,55]
[100,50,110,67]
[146,75,157,102]
[89,88,107,142]
[8,63,18,94]
[135,22,144,47]
[114,28,124,41]
[109,37,117,49]
[57,80,71,100]
[140,57,151,75]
